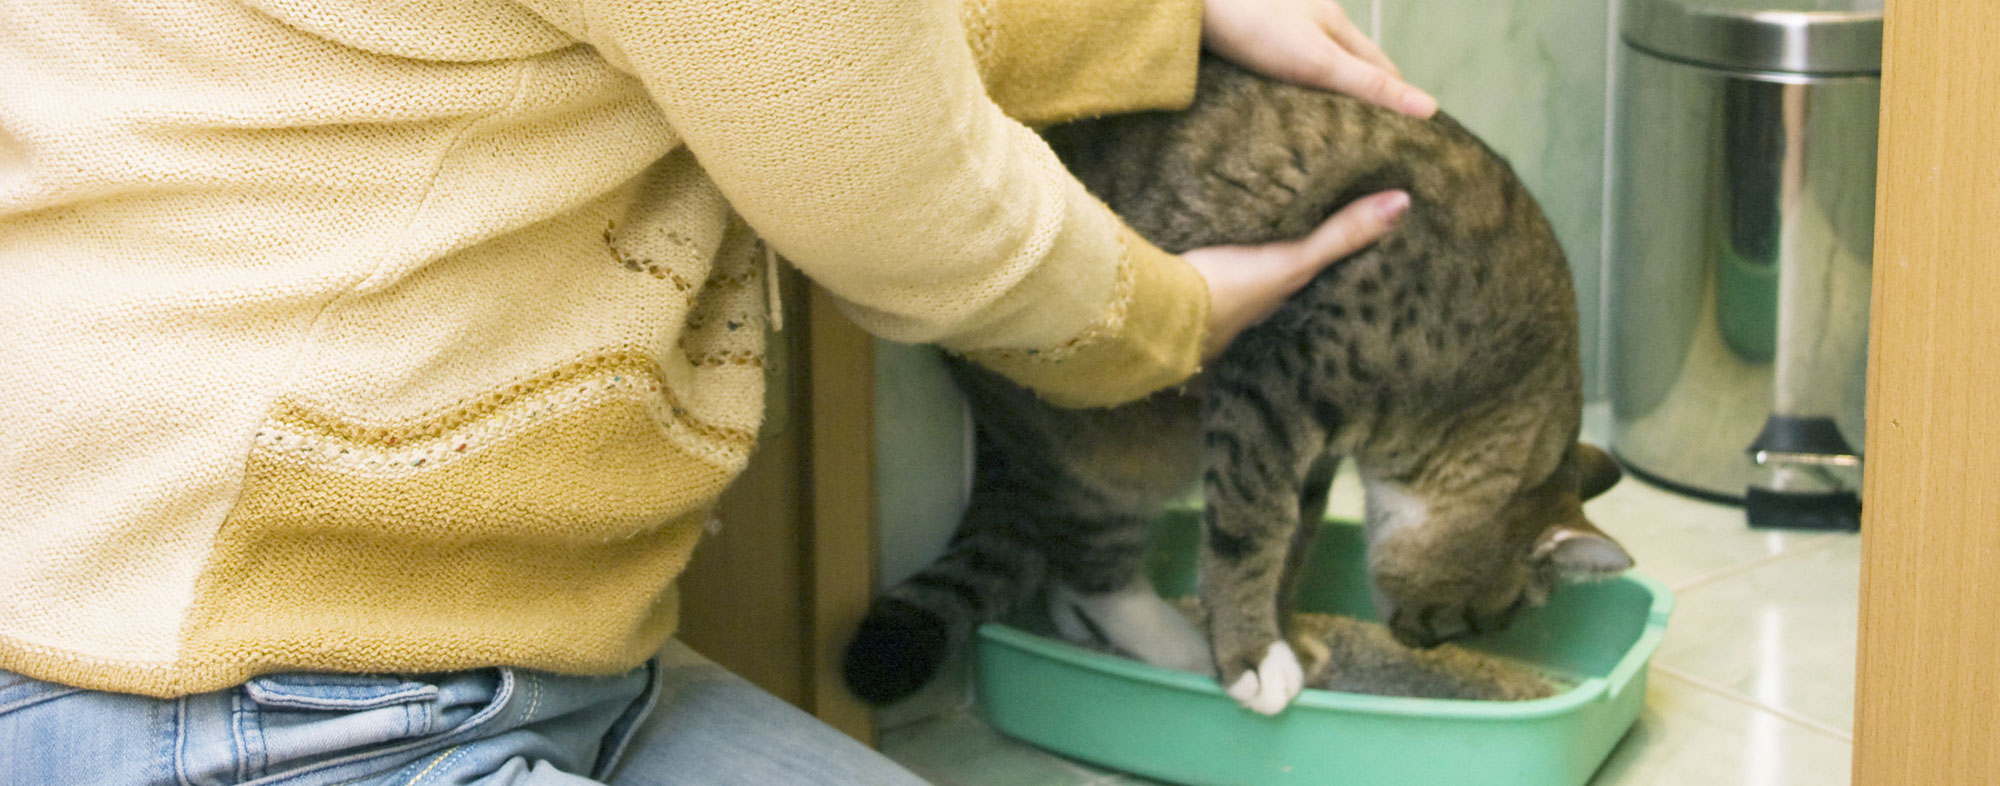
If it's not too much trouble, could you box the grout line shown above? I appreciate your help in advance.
[1666,533,1851,593]
[1596,0,1619,402]
[1370,0,1382,44]
[960,398,975,504]
[1652,664,1855,743]
[1056,755,1129,785]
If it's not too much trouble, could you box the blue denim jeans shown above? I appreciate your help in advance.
[0,640,932,785]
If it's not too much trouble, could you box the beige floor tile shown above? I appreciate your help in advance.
[1584,476,1841,591]
[882,710,1121,786]
[1590,669,1853,786]
[1649,537,1860,733]
[1580,404,1835,591]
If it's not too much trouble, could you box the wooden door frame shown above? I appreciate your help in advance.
[676,273,878,746]
[1853,0,2000,782]
[803,285,880,744]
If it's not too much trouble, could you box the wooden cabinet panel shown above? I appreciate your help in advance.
[1854,2,2000,783]
[678,273,878,745]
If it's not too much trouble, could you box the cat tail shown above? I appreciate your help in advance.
[841,489,1049,706]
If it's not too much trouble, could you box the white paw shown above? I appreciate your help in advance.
[1225,641,1304,716]
[1049,581,1216,677]
[1138,613,1216,676]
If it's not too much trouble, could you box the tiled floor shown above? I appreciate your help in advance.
[878,408,1861,785]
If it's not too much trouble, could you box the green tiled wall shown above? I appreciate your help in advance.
[1381,0,1612,397]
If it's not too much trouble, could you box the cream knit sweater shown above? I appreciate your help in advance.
[0,0,1208,696]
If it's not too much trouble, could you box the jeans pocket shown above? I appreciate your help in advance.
[0,669,83,718]
[236,670,508,782]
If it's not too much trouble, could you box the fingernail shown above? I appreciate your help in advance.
[1404,90,1439,118]
[1379,190,1411,221]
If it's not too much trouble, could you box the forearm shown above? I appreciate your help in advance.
[960,0,1204,126]
[529,0,1208,406]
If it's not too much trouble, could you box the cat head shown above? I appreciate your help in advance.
[1365,442,1631,648]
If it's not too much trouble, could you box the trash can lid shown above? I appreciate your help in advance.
[1621,0,1882,75]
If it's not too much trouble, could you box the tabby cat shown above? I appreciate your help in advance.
[842,59,1633,715]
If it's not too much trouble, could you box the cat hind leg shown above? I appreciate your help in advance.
[1048,577,1215,676]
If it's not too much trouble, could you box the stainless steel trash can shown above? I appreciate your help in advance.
[1608,0,1882,529]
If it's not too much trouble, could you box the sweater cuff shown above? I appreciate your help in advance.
[964,226,1209,408]
[962,0,1203,127]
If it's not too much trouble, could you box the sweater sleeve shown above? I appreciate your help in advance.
[552,0,1208,408]
[960,0,1203,127]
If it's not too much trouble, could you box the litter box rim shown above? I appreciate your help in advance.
[975,551,1674,721]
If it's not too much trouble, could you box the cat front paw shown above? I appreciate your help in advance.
[1223,641,1304,715]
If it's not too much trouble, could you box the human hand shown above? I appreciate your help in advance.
[1184,189,1410,361]
[1201,0,1438,118]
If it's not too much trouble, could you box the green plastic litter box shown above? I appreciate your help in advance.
[975,511,1673,786]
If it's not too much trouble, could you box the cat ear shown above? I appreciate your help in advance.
[1573,442,1623,501]
[1532,519,1633,580]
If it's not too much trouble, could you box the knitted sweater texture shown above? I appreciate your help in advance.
[0,0,1207,696]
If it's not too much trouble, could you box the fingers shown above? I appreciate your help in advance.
[1201,0,1438,117]
[1293,189,1411,270]
[1183,189,1411,361]
[1308,1,1436,117]
[1314,46,1438,118]
[1315,1,1398,77]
